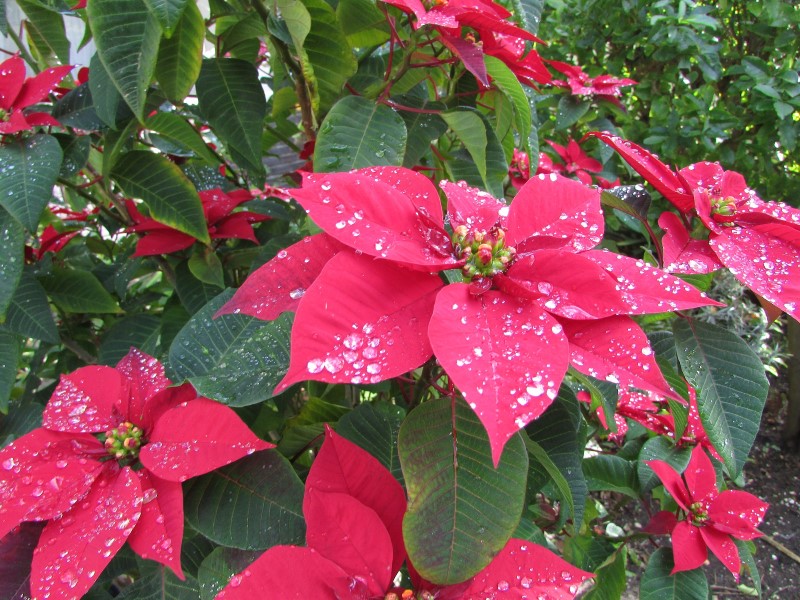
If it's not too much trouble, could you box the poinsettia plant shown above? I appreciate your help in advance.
[0,0,795,598]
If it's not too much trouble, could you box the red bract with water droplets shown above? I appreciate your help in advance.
[545,59,636,108]
[127,188,269,256]
[590,131,800,322]
[647,445,768,578]
[216,427,593,600]
[536,139,605,187]
[220,166,715,465]
[0,56,72,135]
[379,0,549,87]
[0,348,273,599]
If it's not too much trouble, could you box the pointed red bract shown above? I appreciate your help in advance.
[429,285,570,466]
[31,466,142,600]
[671,521,708,572]
[42,365,127,433]
[459,538,594,599]
[658,212,722,274]
[0,57,71,133]
[140,398,274,482]
[275,252,442,392]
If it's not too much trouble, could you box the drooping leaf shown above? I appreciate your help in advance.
[336,402,406,485]
[673,318,769,477]
[276,396,350,458]
[88,54,135,130]
[485,55,532,148]
[196,58,267,180]
[4,270,59,343]
[142,0,189,36]
[183,451,306,550]
[637,436,692,493]
[336,0,389,46]
[155,0,203,103]
[511,0,544,35]
[397,97,448,169]
[639,547,709,600]
[18,0,70,65]
[39,267,120,313]
[174,260,223,315]
[87,0,162,120]
[51,82,105,131]
[145,112,218,164]
[0,330,20,412]
[0,207,24,321]
[112,150,209,243]
[600,186,652,222]
[168,290,293,407]
[583,455,639,498]
[555,95,590,130]
[314,96,407,172]
[584,548,627,600]
[399,396,528,585]
[0,134,62,232]
[54,134,91,178]
[116,567,200,600]
[98,314,162,365]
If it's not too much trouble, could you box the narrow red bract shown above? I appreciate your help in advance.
[546,59,637,107]
[221,167,717,465]
[592,131,800,321]
[647,445,767,578]
[0,56,72,134]
[0,348,273,599]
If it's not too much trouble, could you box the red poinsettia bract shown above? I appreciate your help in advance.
[591,131,800,322]
[536,138,618,188]
[546,60,636,107]
[0,56,72,135]
[0,348,273,599]
[219,166,716,464]
[127,188,269,256]
[216,426,593,600]
[379,0,550,87]
[647,445,767,578]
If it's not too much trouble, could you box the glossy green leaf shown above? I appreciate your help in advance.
[4,270,58,343]
[302,0,358,114]
[145,113,218,164]
[87,0,162,120]
[399,396,528,585]
[511,0,544,35]
[673,318,769,477]
[155,1,203,103]
[197,547,262,600]
[168,290,292,407]
[0,399,42,441]
[0,208,24,321]
[336,0,389,46]
[18,0,70,65]
[188,247,224,288]
[524,437,575,521]
[88,54,134,129]
[196,58,267,180]
[0,134,62,232]
[639,547,709,600]
[584,548,627,600]
[54,134,91,178]
[116,568,200,599]
[0,330,20,413]
[142,0,189,36]
[637,436,692,493]
[275,0,311,51]
[485,55,532,146]
[174,261,223,315]
[52,83,105,131]
[277,396,350,457]
[601,186,653,223]
[98,314,161,365]
[441,108,507,196]
[736,539,762,597]
[111,150,209,243]
[183,450,306,550]
[314,95,407,171]
[397,97,447,169]
[39,267,120,313]
[336,402,406,486]
[555,95,591,130]
[583,455,639,497]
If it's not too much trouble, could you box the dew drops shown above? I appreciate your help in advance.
[2,457,16,470]
[497,580,510,591]
[289,288,305,300]
[307,359,324,374]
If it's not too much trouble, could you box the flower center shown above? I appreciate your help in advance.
[452,225,516,281]
[709,195,737,225]
[688,501,709,526]
[0,108,8,122]
[104,422,145,460]
[384,590,435,600]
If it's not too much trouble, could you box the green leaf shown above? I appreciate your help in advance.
[736,539,762,597]
[511,0,544,35]
[0,208,24,321]
[0,134,62,232]
[188,246,224,288]
[4,270,58,343]
[18,0,70,65]
[397,97,447,169]
[301,0,358,114]
[145,112,218,164]
[673,318,769,477]
[88,54,134,129]
[584,548,628,600]
[0,400,42,442]
[277,396,350,457]
[174,261,223,314]
[524,437,575,521]
[196,58,267,180]
[485,55,532,146]
[314,95,407,171]
[168,290,292,406]
[399,396,528,585]
[583,455,639,497]
[637,436,692,493]
[526,389,588,529]
[183,450,306,550]
[155,1,203,103]
[336,0,389,46]
[39,267,120,313]
[441,108,507,196]
[570,369,619,434]
[555,95,591,130]
[116,568,200,599]
[87,0,163,120]
[640,547,709,599]
[336,402,406,486]
[112,150,209,243]
[601,186,653,222]
[98,314,161,365]
[52,83,105,131]
[0,330,21,413]
[142,0,189,36]
[275,0,311,51]
[197,547,262,600]
[54,134,91,179]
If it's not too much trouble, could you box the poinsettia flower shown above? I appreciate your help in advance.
[127,188,269,256]
[546,59,636,108]
[577,389,674,444]
[590,131,800,322]
[379,0,549,87]
[508,148,530,189]
[647,445,768,578]
[216,426,593,600]
[0,348,273,599]
[537,139,604,186]
[0,55,72,135]
[219,166,715,464]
